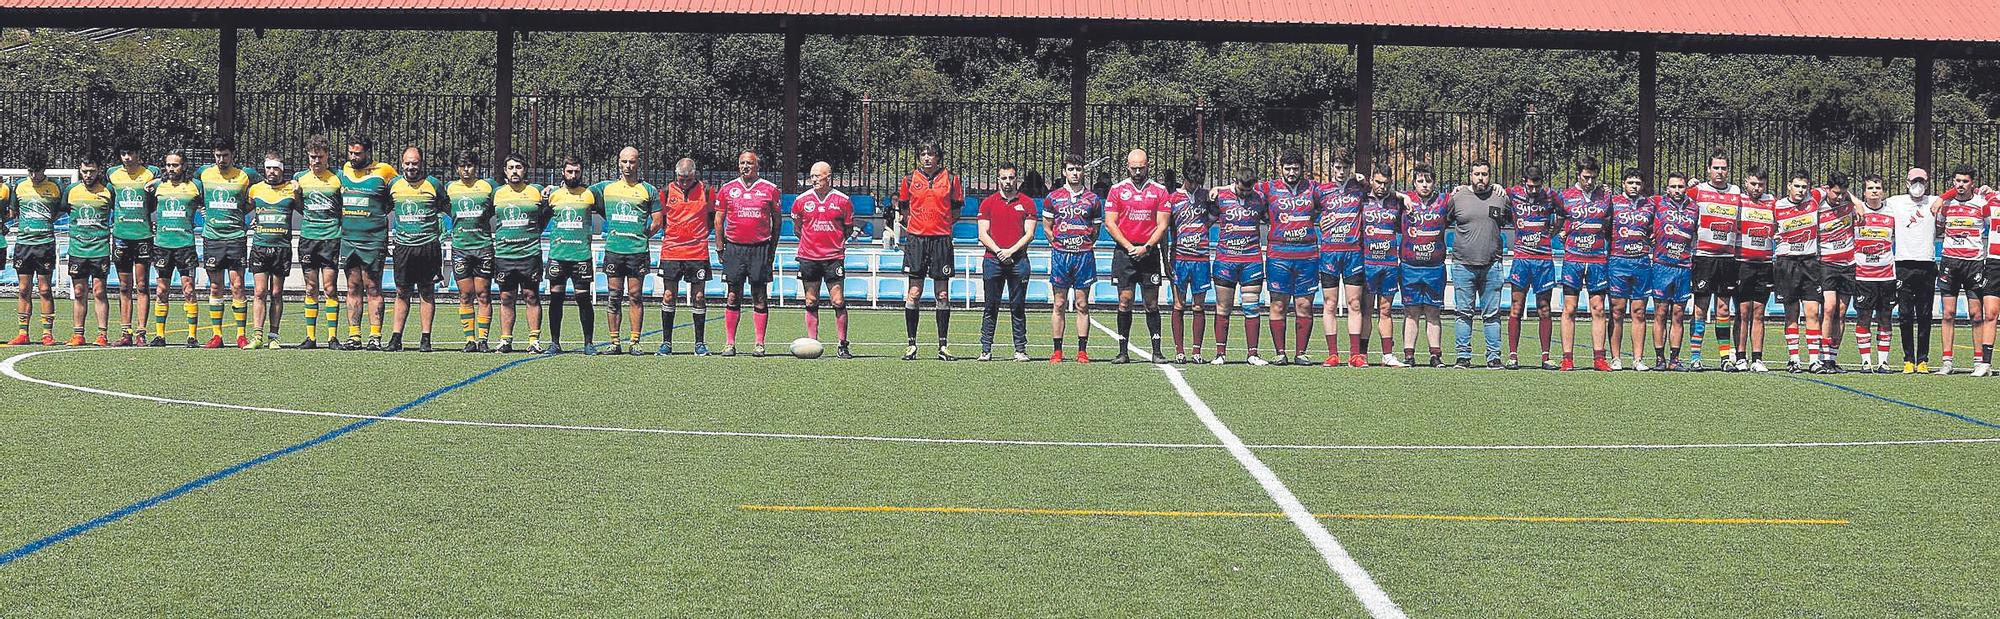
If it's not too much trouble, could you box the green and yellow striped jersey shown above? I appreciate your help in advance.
[150,179,204,249]
[9,177,66,247]
[295,168,344,241]
[248,180,300,249]
[63,182,115,259]
[107,164,158,240]
[545,184,597,262]
[591,179,658,256]
[492,182,547,261]
[390,175,448,246]
[445,178,496,251]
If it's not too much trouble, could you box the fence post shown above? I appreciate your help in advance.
[1915,51,1935,172]
[494,26,513,178]
[217,28,237,141]
[782,28,803,194]
[1069,39,1089,158]
[1354,39,1374,175]
[1639,42,1658,193]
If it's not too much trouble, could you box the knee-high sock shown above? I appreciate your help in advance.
[753,306,769,345]
[547,289,567,343]
[724,302,741,344]
[1508,311,1523,356]
[1145,309,1162,353]
[1689,319,1706,359]
[904,304,920,344]
[1171,308,1186,353]
[1191,309,1206,350]
[303,296,319,340]
[805,302,821,340]
[1785,323,1801,361]
[576,293,595,343]
[1117,309,1134,350]
[231,300,247,338]
[934,307,951,345]
[1293,312,1311,356]
[834,304,850,343]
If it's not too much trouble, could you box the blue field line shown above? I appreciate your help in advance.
[0,319,710,568]
[1784,375,2000,430]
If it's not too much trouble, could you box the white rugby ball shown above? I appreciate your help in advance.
[790,337,825,359]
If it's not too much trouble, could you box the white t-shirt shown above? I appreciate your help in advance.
[1885,194,1938,262]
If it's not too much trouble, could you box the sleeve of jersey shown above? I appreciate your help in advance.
[897,176,911,204]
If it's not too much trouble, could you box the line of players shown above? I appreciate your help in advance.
[4,139,1994,373]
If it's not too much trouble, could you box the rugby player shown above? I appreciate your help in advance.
[293,136,345,349]
[1207,168,1265,365]
[490,154,549,353]
[975,161,1034,361]
[1733,166,1776,372]
[107,146,159,346]
[1504,165,1559,370]
[593,147,660,356]
[1815,173,1859,374]
[1104,148,1172,364]
[1967,174,2000,376]
[386,147,448,352]
[144,151,204,347]
[793,161,856,358]
[1358,165,1405,366]
[6,151,60,346]
[894,143,964,361]
[1255,151,1322,367]
[1042,154,1102,363]
[716,150,781,357]
[1772,170,1823,373]
[1167,160,1216,364]
[1606,168,1654,370]
[1316,151,1363,366]
[655,158,714,356]
[1687,149,1743,371]
[338,138,399,350]
[1854,175,1897,373]
[1932,164,1987,374]
[246,152,302,349]
[1555,157,1612,371]
[62,158,114,346]
[196,138,260,349]
[445,151,497,352]
[1399,165,1449,367]
[542,155,600,354]
[1648,172,1699,370]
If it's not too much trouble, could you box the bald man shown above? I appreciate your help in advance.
[1104,149,1173,362]
[793,161,858,357]
[716,150,782,356]
[386,146,448,352]
[592,147,660,355]
[655,158,715,355]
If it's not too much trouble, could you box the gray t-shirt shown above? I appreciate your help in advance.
[1449,184,1510,267]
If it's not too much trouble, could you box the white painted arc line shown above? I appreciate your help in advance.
[6,348,2000,451]
[1157,363,1405,618]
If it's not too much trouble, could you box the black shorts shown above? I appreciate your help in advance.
[249,246,292,276]
[151,245,199,279]
[1853,279,1896,311]
[722,242,775,285]
[902,234,955,280]
[798,258,846,284]
[343,251,385,278]
[1982,260,2000,299]
[1110,247,1167,289]
[1819,263,1856,297]
[1939,257,1984,297]
[1772,256,1820,304]
[299,238,342,270]
[545,258,592,290]
[601,252,650,278]
[451,247,495,281]
[392,243,443,289]
[657,259,711,284]
[1896,261,1938,309]
[1734,261,1774,304]
[201,238,246,271]
[11,243,55,276]
[1690,256,1739,299]
[68,255,111,280]
[112,237,153,269]
[494,256,542,292]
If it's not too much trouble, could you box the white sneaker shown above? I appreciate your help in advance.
[1209,355,1227,365]
[1608,357,1624,371]
[1857,360,1874,373]
[1246,355,1270,366]
[1936,360,1957,375]
[1382,353,1409,368]
[1973,362,1992,377]
[1631,359,1651,372]
[1735,359,1750,372]
[1750,360,1769,373]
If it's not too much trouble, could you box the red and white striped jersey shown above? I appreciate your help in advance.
[1736,191,1776,262]
[1773,193,1819,258]
[1689,182,1741,258]
[1938,191,1989,261]
[1817,194,1858,266]
[1855,207,1896,281]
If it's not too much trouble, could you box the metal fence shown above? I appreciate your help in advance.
[4,90,1996,195]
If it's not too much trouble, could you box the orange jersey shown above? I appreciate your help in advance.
[658,180,714,261]
[898,167,964,236]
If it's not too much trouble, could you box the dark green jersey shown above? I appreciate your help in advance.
[338,162,398,251]
[149,179,204,249]
[249,180,299,249]
[492,182,547,260]
[295,168,344,241]
[545,184,597,262]
[446,178,497,251]
[197,164,261,241]
[9,178,65,246]
[390,176,448,246]
[107,164,158,240]
[64,182,115,259]
[591,179,658,256]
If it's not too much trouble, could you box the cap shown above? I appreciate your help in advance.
[1908,168,1929,181]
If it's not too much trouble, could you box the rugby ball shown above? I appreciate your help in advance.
[790,337,825,359]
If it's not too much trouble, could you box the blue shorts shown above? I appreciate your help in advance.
[1608,256,1652,301]
[1363,264,1400,296]
[1172,258,1213,297]
[1050,250,1097,290]
[1559,260,1610,293]
[1647,263,1693,303]
[1506,257,1557,294]
[1319,250,1363,284]
[1213,260,1264,287]
[1267,257,1320,298]
[1400,264,1445,307]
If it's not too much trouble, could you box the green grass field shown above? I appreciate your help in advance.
[1,299,1996,617]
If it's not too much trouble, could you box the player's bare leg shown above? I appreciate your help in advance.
[1559,289,1582,370]
[1318,285,1341,362]
[1209,284,1235,363]
[801,279,823,342]
[495,286,517,352]
[621,277,644,354]
[1266,291,1292,365]
[1506,287,1528,369]
[830,281,852,358]
[117,258,149,346]
[1373,292,1398,367]
[1820,289,1852,373]
[1343,281,1369,366]
[1187,289,1208,364]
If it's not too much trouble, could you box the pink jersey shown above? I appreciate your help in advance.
[1316,179,1365,253]
[1653,193,1699,268]
[1105,178,1171,247]
[1855,208,1896,281]
[1360,191,1404,266]
[1400,190,1449,266]
[1608,192,1654,260]
[1817,194,1858,266]
[1689,182,1742,257]
[1557,185,1611,264]
[1773,193,1819,258]
[1736,192,1777,262]
[1256,178,1320,261]
[791,189,854,261]
[1507,185,1559,259]
[1041,185,1102,254]
[717,177,780,245]
[1214,186,1266,263]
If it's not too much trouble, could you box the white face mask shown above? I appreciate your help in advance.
[1909,182,1927,199]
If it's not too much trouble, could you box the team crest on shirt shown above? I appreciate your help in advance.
[729,187,742,198]
[1120,189,1133,200]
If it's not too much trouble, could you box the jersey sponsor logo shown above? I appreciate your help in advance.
[611,213,641,223]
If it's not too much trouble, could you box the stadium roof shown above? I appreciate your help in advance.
[5,0,2000,58]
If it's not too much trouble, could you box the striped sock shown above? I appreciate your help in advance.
[1785,324,1800,362]
[153,302,168,337]
[1715,323,1734,361]
[325,298,340,340]
[302,296,319,340]
[40,314,55,337]
[460,306,476,341]
[1806,329,1821,362]
[1689,319,1706,360]
[15,312,26,336]
[476,313,491,341]
[231,301,247,339]
[183,302,199,339]
[1855,324,1871,361]
[207,300,224,337]
[1875,328,1891,364]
